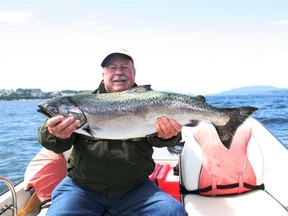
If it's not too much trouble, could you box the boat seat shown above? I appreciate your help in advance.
[17,192,41,216]
[19,147,72,216]
[179,121,288,215]
[184,190,288,215]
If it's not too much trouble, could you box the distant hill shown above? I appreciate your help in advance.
[213,86,288,96]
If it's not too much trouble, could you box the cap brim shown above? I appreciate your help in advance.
[101,49,134,67]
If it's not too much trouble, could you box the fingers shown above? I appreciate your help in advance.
[46,116,80,139]
[156,117,182,139]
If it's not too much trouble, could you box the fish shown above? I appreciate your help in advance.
[37,85,258,149]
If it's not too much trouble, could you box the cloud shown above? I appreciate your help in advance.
[76,14,102,27]
[274,19,288,26]
[0,11,37,26]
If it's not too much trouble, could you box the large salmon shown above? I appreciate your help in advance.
[37,86,257,149]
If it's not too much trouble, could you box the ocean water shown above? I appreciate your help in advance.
[0,94,288,194]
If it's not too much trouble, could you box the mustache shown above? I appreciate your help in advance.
[112,75,127,82]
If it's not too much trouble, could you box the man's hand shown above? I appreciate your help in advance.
[155,117,182,139]
[46,116,80,139]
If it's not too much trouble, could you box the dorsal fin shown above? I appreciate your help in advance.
[195,95,206,102]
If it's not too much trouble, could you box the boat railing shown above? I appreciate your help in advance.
[0,177,17,216]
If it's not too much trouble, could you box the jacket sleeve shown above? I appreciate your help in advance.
[146,132,182,148]
[38,120,75,154]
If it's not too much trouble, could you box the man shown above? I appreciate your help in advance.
[38,48,186,215]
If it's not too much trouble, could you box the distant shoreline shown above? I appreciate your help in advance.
[0,88,86,101]
[211,85,288,96]
[1,86,287,101]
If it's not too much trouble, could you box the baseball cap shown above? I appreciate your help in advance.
[100,48,134,67]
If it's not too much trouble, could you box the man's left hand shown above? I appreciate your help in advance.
[155,117,182,139]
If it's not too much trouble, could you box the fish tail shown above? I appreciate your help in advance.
[214,106,258,149]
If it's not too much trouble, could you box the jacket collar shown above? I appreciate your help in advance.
[92,80,138,94]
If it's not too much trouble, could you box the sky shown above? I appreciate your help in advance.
[0,0,287,95]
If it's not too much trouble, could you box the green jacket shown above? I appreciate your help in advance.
[38,81,182,200]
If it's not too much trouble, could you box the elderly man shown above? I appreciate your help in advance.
[38,48,186,216]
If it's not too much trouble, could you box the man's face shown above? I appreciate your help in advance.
[102,54,135,93]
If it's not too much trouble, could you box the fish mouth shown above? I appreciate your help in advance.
[37,105,55,118]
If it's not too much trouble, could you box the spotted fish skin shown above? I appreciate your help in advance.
[37,86,257,149]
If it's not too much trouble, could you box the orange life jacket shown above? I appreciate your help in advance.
[186,122,264,196]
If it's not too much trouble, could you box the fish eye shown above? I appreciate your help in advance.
[48,107,59,115]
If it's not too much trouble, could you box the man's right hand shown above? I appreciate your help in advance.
[46,116,80,139]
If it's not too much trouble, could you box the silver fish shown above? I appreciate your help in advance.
[37,85,257,149]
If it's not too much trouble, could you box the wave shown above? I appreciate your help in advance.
[259,117,288,125]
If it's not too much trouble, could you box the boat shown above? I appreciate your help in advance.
[1,117,288,215]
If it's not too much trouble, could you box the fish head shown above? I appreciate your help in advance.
[37,97,87,129]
